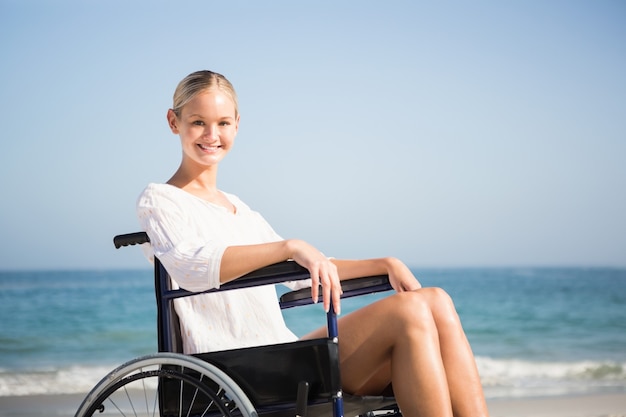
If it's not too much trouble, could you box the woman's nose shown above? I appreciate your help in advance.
[203,125,218,140]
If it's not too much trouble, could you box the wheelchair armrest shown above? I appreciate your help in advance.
[279,275,392,309]
[159,260,312,301]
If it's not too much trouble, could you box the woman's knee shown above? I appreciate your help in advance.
[421,286,455,308]
[390,291,436,329]
[419,287,461,327]
[392,288,458,329]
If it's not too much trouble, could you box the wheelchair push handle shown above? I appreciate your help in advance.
[113,232,150,249]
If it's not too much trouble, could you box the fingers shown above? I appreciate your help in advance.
[310,264,319,304]
[393,275,422,292]
[327,263,343,315]
[322,275,331,313]
[310,261,342,315]
[331,275,343,315]
[402,279,422,292]
[288,240,342,314]
[387,258,422,293]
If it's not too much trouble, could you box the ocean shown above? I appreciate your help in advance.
[0,267,625,400]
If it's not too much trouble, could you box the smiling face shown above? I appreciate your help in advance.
[167,89,240,169]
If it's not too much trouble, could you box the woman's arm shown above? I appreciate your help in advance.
[221,242,422,314]
[332,257,422,292]
[219,240,293,283]
[221,239,342,313]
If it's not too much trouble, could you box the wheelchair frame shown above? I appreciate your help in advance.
[74,232,399,417]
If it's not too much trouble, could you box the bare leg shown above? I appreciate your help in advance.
[423,287,489,416]
[302,287,489,417]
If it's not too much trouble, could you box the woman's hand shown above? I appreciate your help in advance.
[286,239,343,314]
[385,257,422,292]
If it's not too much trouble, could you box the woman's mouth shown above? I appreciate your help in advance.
[198,144,220,152]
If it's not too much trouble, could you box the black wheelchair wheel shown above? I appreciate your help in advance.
[75,353,257,417]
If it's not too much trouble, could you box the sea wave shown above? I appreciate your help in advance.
[0,364,115,396]
[1,357,625,398]
[476,356,626,398]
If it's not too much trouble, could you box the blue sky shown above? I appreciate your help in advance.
[1,0,624,270]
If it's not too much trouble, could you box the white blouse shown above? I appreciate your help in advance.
[136,183,308,354]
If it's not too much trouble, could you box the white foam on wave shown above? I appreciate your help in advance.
[1,357,625,398]
[0,364,115,396]
[476,356,626,398]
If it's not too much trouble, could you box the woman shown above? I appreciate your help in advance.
[137,70,489,417]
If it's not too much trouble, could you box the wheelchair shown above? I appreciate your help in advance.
[74,232,400,417]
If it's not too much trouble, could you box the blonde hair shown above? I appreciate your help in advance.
[171,70,239,117]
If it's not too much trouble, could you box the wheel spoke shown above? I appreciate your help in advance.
[178,370,184,417]
[123,386,138,417]
[186,370,201,417]
[107,396,127,417]
[140,368,150,417]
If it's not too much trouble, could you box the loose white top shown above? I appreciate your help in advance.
[136,183,308,354]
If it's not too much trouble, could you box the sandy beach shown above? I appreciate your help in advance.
[487,393,626,417]
[0,393,86,417]
[0,392,625,417]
